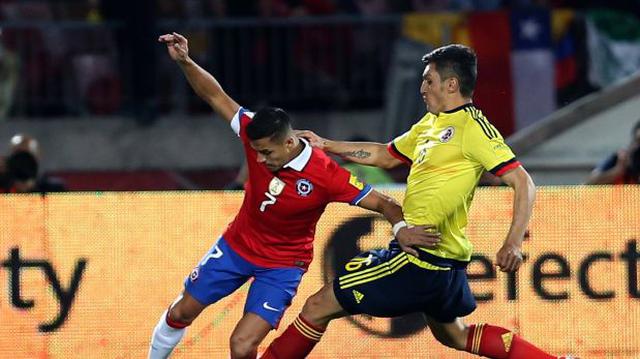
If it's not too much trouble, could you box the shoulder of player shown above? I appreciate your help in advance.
[461,106,500,140]
[303,149,344,180]
[415,112,435,127]
[400,113,434,137]
[307,147,337,170]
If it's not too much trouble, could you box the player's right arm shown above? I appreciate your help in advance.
[158,32,239,123]
[357,190,440,256]
[296,130,403,169]
[463,118,531,272]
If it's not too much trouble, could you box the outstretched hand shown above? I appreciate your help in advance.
[158,32,190,63]
[395,225,441,257]
[295,130,328,150]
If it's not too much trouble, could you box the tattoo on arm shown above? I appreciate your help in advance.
[339,150,371,159]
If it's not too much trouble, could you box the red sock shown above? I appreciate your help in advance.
[465,323,556,359]
[261,315,324,359]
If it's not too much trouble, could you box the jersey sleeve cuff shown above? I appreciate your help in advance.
[350,184,373,205]
[387,142,412,165]
[230,107,254,136]
[490,158,521,176]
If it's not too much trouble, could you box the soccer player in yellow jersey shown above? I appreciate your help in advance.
[261,45,572,359]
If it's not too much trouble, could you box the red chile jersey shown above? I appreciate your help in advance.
[222,107,373,270]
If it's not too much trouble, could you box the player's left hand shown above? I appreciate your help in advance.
[158,32,190,63]
[295,130,327,150]
[396,225,441,257]
[495,242,523,272]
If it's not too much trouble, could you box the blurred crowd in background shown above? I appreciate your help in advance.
[0,0,637,119]
[0,0,638,191]
[0,0,639,20]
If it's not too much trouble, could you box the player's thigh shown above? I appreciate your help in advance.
[333,248,429,317]
[184,237,252,306]
[422,267,476,323]
[245,266,305,328]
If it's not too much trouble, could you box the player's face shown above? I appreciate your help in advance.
[250,136,295,172]
[420,64,447,114]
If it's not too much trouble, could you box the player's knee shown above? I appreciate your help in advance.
[445,335,468,351]
[168,305,196,326]
[300,291,325,321]
[229,332,259,358]
[431,325,468,351]
[433,333,466,351]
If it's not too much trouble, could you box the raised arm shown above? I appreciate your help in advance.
[158,32,239,122]
[296,130,404,169]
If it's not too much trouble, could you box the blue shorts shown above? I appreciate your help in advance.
[333,240,476,323]
[184,237,305,328]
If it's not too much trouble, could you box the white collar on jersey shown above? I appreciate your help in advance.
[282,138,312,172]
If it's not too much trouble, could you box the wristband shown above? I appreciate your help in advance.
[392,221,408,237]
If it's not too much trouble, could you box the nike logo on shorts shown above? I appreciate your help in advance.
[262,302,280,312]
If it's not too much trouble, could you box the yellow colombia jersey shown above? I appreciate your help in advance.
[387,103,520,262]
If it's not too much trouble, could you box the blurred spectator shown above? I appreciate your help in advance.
[86,0,102,22]
[156,0,186,19]
[101,0,157,124]
[410,0,451,12]
[586,120,640,184]
[0,0,69,116]
[347,0,393,108]
[72,54,122,115]
[179,0,228,19]
[410,0,502,11]
[0,29,18,118]
[258,0,291,17]
[203,0,228,17]
[291,1,350,109]
[341,135,395,185]
[354,0,389,16]
[0,134,67,193]
[460,0,502,11]
[287,0,337,16]
[226,0,260,16]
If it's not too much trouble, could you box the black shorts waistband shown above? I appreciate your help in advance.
[416,250,469,269]
[388,240,469,269]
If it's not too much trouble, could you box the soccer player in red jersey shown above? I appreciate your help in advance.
[149,33,440,359]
